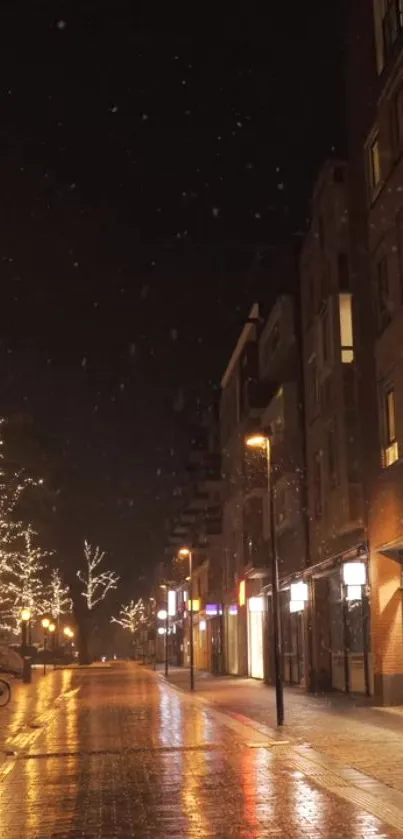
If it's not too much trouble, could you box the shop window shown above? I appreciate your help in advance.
[375,256,392,331]
[382,385,399,466]
[338,294,354,363]
[368,134,381,195]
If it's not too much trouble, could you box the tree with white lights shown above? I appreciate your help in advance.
[0,418,41,578]
[111,598,146,633]
[46,569,72,620]
[77,540,119,610]
[3,524,48,635]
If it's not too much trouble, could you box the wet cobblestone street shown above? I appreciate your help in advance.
[0,664,401,837]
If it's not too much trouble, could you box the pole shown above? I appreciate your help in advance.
[21,621,27,654]
[267,440,284,726]
[189,551,195,691]
[165,606,169,677]
[43,630,47,676]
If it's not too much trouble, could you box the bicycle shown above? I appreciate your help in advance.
[0,678,11,707]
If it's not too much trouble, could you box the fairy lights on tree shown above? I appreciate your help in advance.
[3,524,48,635]
[45,569,72,620]
[77,540,119,610]
[111,598,146,633]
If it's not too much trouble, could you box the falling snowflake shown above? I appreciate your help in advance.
[120,382,125,392]
[254,212,261,219]
[56,20,66,29]
[212,207,220,218]
[141,113,149,121]
[81,357,87,368]
[110,105,119,113]
[170,329,178,341]
[129,343,136,357]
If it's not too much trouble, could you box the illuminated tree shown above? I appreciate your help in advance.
[77,540,119,610]
[111,598,146,633]
[0,418,42,577]
[2,524,48,635]
[46,569,72,619]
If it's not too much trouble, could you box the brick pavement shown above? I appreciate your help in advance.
[0,663,401,837]
[158,666,403,797]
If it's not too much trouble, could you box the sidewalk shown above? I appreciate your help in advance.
[157,665,403,795]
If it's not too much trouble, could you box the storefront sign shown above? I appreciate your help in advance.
[228,605,238,616]
[206,604,219,616]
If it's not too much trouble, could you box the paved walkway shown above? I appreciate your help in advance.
[0,663,401,836]
[157,665,403,797]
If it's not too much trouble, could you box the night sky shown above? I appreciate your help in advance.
[0,2,344,591]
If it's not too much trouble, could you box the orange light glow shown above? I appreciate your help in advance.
[41,618,50,629]
[178,547,191,558]
[20,607,31,622]
[245,434,267,449]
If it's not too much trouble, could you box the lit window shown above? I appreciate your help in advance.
[339,294,354,363]
[383,386,399,466]
[369,135,381,192]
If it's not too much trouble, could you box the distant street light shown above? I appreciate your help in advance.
[178,547,194,691]
[20,607,31,653]
[246,432,284,726]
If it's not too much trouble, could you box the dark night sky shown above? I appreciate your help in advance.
[0,2,344,590]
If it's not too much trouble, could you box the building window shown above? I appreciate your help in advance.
[368,135,381,193]
[327,424,338,489]
[391,84,403,155]
[337,253,350,291]
[274,485,287,528]
[313,451,322,518]
[375,256,392,330]
[383,0,403,62]
[383,386,399,466]
[338,293,354,363]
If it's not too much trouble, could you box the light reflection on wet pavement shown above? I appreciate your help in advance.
[0,664,400,837]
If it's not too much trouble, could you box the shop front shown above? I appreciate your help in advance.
[247,596,266,679]
[225,604,239,675]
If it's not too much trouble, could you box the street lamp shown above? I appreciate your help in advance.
[246,432,284,726]
[178,547,194,691]
[42,617,50,675]
[20,607,31,652]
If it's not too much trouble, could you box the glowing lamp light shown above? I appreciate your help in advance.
[42,617,50,629]
[346,585,362,602]
[290,582,308,603]
[178,547,191,558]
[189,599,200,612]
[342,562,366,587]
[168,590,177,617]
[248,596,265,614]
[290,600,304,614]
[199,620,207,632]
[239,580,246,607]
[157,609,167,621]
[48,623,56,633]
[21,608,31,622]
[245,434,267,448]
[157,627,166,635]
